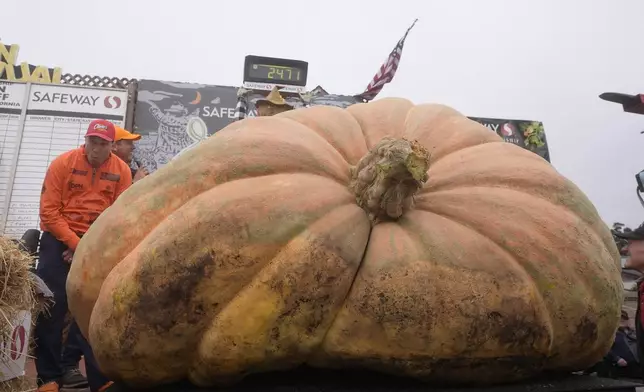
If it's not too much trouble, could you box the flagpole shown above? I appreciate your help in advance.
[404,19,419,39]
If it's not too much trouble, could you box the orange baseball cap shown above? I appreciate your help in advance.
[114,126,141,142]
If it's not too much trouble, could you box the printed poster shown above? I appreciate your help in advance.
[0,81,26,113]
[468,117,550,162]
[133,79,238,172]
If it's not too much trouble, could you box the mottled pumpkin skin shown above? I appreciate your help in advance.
[67,98,622,388]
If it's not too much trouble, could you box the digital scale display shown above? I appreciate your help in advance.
[248,64,304,84]
[243,55,308,87]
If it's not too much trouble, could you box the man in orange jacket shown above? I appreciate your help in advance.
[35,119,133,392]
[112,125,148,183]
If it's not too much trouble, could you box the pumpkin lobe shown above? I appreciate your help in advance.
[349,137,430,224]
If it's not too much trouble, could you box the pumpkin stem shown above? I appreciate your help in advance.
[350,137,430,224]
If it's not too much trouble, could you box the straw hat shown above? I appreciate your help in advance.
[255,86,293,108]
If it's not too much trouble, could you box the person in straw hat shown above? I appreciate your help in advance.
[255,86,294,117]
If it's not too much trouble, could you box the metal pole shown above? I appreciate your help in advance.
[125,80,137,131]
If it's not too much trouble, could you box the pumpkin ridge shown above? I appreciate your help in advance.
[97,170,350,278]
[347,110,377,148]
[277,106,369,166]
[211,170,351,190]
[86,175,367,384]
[312,225,377,363]
[185,116,353,185]
[423,181,614,255]
[421,140,541,174]
[109,169,352,272]
[248,114,362,168]
[187,203,370,385]
[346,98,413,148]
[401,105,501,165]
[406,208,556,357]
[417,186,618,275]
[417,184,615,264]
[416,186,622,364]
[423,139,504,167]
[270,115,353,167]
[417,140,616,259]
[420,183,580,218]
[74,172,357,344]
[557,178,618,258]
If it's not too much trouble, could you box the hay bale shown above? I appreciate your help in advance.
[0,374,35,391]
[0,236,38,386]
[0,237,36,337]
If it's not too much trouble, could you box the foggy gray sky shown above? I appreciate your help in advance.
[4,0,644,227]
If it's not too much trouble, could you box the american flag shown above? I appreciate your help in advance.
[355,19,418,102]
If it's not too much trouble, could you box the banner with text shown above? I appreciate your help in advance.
[133,79,238,172]
[1,42,62,84]
[27,84,127,120]
[0,81,26,114]
[0,82,27,236]
[468,116,550,162]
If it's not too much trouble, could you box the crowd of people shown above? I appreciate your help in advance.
[586,309,640,378]
[33,120,147,392]
[589,225,644,381]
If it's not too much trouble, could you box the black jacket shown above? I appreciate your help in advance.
[636,281,644,377]
[606,329,638,364]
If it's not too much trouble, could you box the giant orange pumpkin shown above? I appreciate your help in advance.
[67,98,622,388]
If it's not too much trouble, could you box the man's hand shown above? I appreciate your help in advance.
[617,358,628,367]
[133,167,149,183]
[62,249,74,264]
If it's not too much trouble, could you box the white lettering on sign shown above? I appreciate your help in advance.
[0,42,63,84]
[0,86,8,103]
[32,91,99,106]
[242,81,305,94]
[480,123,500,132]
[201,106,237,118]
[26,85,128,117]
[0,82,26,109]
[503,137,521,144]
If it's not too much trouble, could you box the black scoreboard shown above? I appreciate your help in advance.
[243,55,308,87]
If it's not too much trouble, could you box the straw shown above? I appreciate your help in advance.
[0,375,36,392]
[0,236,38,390]
[0,237,36,337]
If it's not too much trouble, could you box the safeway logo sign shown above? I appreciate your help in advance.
[27,85,128,116]
[500,123,516,137]
[104,96,122,109]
